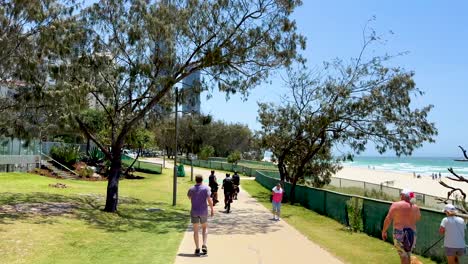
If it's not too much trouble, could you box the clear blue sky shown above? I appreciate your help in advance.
[200,0,468,158]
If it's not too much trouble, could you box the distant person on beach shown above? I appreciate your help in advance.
[440,204,466,264]
[439,172,442,180]
[271,182,284,221]
[208,170,219,206]
[382,189,421,264]
[187,175,214,256]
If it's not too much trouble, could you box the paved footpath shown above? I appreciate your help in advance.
[174,167,345,264]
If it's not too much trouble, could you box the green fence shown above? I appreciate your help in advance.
[122,155,163,174]
[255,170,467,262]
[179,158,267,177]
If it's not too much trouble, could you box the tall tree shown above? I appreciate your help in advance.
[0,0,75,138]
[39,0,304,212]
[258,31,437,202]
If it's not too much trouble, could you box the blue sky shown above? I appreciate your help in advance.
[200,0,468,158]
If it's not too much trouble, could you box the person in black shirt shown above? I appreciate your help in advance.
[208,171,219,205]
[222,173,234,213]
[232,171,240,200]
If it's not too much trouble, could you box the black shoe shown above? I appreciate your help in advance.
[202,245,207,255]
[195,248,201,256]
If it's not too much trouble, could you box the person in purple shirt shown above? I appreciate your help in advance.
[187,175,214,256]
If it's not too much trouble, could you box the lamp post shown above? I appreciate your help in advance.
[172,87,179,206]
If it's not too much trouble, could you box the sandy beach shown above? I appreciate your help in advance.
[334,166,468,200]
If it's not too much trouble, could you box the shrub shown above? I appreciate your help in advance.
[50,144,81,169]
[85,147,105,165]
[227,150,242,165]
[346,197,363,232]
[198,145,215,160]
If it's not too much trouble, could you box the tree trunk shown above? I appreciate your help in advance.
[104,149,122,212]
[277,155,289,182]
[86,137,90,155]
[289,176,298,204]
[124,147,141,176]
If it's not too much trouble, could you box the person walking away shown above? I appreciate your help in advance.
[232,171,241,200]
[440,204,466,264]
[271,182,283,221]
[382,189,421,264]
[208,170,219,206]
[187,175,214,256]
[222,173,234,213]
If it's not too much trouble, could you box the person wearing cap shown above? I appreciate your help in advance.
[439,204,466,264]
[382,189,421,264]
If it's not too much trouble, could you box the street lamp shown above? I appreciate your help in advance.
[172,87,179,206]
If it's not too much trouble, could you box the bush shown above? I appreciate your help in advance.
[50,145,81,169]
[77,166,94,178]
[346,197,363,232]
[227,150,241,165]
[198,145,215,160]
[84,147,105,165]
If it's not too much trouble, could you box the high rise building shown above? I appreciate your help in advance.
[181,71,201,115]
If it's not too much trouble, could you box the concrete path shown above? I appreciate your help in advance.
[174,168,345,264]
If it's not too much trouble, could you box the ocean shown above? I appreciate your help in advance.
[345,156,468,176]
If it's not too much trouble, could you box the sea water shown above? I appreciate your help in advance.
[345,156,468,176]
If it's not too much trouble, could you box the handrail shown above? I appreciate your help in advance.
[40,151,79,176]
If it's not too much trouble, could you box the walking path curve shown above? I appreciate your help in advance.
[173,166,345,264]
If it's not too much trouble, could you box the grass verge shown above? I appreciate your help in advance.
[0,170,192,264]
[242,179,438,264]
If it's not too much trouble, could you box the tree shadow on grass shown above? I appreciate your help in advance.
[0,192,187,234]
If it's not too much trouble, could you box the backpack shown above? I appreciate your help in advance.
[223,178,233,191]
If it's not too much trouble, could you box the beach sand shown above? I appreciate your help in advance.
[334,166,468,200]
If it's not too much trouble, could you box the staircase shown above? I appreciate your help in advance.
[40,153,79,180]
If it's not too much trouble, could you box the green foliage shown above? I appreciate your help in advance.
[198,145,215,160]
[5,0,304,211]
[227,150,242,165]
[77,166,94,178]
[258,30,437,198]
[85,147,105,165]
[50,145,81,169]
[346,197,364,232]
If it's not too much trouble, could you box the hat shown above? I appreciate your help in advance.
[401,188,415,199]
[443,204,457,213]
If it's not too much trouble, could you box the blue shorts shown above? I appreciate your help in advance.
[272,201,281,212]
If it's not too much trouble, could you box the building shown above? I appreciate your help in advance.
[0,80,41,172]
[181,71,201,115]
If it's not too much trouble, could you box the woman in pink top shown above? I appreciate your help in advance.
[271,182,283,221]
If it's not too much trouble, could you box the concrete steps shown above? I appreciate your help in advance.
[41,160,78,179]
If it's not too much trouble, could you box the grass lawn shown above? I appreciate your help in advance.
[122,157,163,174]
[0,170,193,264]
[242,180,439,264]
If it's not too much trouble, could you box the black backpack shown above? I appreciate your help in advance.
[223,178,233,191]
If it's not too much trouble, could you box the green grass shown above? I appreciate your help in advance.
[122,157,163,174]
[0,170,192,264]
[242,180,439,264]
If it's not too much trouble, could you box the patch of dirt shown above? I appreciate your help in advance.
[49,183,68,188]
[0,202,77,216]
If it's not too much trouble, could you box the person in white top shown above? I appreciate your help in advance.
[439,204,466,264]
[271,183,283,221]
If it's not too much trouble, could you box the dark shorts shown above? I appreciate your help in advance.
[445,247,465,257]
[393,229,417,258]
[191,215,208,224]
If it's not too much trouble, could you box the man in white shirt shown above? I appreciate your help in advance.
[439,204,466,264]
